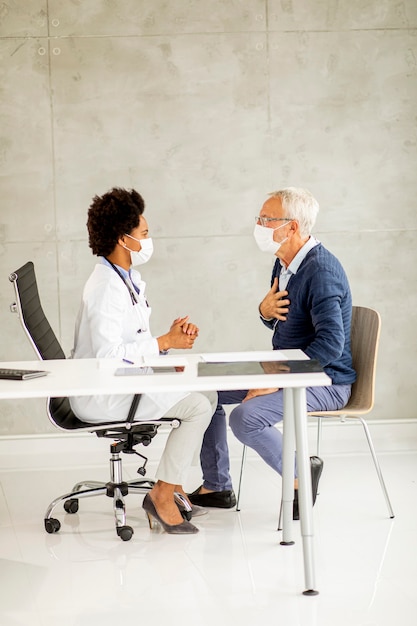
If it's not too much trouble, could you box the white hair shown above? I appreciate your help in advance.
[269,187,319,238]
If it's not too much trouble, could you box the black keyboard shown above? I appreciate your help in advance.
[0,368,49,380]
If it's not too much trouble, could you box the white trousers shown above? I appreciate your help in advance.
[155,391,217,486]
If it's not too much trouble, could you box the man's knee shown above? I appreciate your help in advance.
[229,404,254,442]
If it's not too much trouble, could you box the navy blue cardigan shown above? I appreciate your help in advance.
[262,243,356,385]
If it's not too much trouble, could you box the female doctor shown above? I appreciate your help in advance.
[70,187,215,535]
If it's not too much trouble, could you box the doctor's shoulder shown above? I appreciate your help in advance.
[84,264,126,297]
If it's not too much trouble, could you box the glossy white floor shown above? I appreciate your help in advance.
[0,420,416,626]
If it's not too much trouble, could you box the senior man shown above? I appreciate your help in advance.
[189,187,356,518]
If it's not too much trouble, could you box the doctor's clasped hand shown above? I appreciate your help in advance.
[157,316,199,352]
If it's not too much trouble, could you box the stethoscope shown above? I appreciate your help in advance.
[105,258,149,333]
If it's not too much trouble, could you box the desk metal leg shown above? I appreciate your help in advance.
[293,387,319,596]
[281,388,295,545]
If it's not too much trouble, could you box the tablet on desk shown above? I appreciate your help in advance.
[0,368,49,380]
[115,366,181,376]
[197,360,323,377]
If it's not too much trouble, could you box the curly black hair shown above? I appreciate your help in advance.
[87,187,145,256]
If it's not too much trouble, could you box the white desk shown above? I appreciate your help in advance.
[0,350,331,595]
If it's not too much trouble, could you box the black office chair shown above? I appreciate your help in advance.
[9,261,184,541]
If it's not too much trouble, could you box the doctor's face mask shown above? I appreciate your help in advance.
[123,234,154,266]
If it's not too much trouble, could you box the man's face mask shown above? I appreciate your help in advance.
[253,221,289,255]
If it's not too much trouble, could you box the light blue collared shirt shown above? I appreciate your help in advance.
[278,236,319,291]
[101,256,128,277]
[101,256,141,296]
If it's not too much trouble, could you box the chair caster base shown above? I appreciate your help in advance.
[117,525,134,541]
[45,518,61,534]
[64,498,79,514]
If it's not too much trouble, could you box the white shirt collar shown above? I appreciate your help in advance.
[280,236,319,276]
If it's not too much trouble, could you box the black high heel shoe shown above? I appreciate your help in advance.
[293,456,324,521]
[142,493,199,534]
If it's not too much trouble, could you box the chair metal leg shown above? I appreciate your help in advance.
[113,487,127,527]
[45,486,109,521]
[353,416,395,518]
[72,480,106,492]
[316,416,323,457]
[236,444,247,511]
[108,451,135,540]
[126,479,155,489]
[277,499,283,531]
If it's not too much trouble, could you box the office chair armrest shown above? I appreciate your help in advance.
[126,394,142,426]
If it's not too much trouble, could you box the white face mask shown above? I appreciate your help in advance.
[253,222,289,255]
[124,234,154,266]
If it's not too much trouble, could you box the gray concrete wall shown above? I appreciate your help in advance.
[1,1,416,434]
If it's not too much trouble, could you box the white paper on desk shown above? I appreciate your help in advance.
[200,351,288,363]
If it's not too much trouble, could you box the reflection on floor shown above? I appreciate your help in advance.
[0,421,416,626]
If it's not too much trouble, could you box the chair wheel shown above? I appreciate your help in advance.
[117,525,134,541]
[45,518,61,534]
[64,499,79,514]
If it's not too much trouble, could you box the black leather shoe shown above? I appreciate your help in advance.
[188,486,236,509]
[293,456,323,521]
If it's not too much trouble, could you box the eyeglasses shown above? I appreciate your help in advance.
[255,216,293,227]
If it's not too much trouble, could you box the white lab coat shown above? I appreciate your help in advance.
[69,260,188,423]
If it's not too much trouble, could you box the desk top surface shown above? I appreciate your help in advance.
[0,350,331,400]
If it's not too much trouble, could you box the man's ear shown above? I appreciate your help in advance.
[286,220,300,243]
[289,220,299,234]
